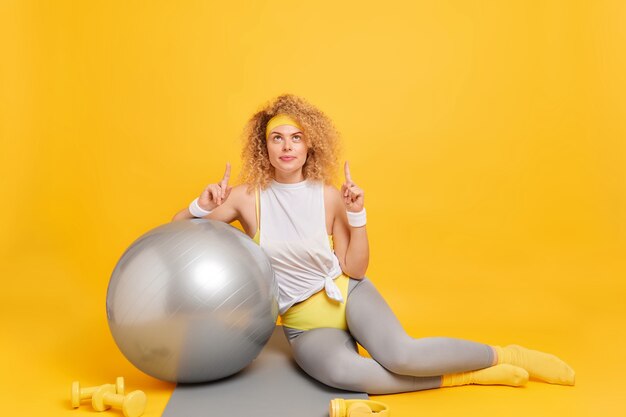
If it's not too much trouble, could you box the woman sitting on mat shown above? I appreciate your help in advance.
[172,94,575,394]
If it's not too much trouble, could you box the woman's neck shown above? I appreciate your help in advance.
[273,170,305,184]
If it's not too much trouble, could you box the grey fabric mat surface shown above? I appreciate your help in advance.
[162,326,368,417]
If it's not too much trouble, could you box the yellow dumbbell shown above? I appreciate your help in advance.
[330,398,390,417]
[71,377,125,408]
[92,385,146,417]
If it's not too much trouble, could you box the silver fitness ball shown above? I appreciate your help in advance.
[106,219,278,383]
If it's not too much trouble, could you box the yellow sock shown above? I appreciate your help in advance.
[441,364,528,387]
[493,345,575,385]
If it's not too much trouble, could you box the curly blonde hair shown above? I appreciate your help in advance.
[239,94,341,190]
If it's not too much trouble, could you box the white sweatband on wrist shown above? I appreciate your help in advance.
[189,197,212,218]
[346,208,366,227]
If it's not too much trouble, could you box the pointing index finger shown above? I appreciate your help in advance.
[220,162,231,187]
[344,161,353,183]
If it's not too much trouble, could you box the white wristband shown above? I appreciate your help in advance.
[346,208,366,227]
[189,197,212,218]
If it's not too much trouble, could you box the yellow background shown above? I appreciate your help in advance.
[1,1,625,416]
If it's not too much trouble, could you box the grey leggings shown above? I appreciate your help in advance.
[284,278,495,394]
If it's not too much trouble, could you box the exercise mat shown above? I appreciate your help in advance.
[162,326,368,417]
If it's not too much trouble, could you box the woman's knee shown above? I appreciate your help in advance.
[314,360,360,389]
[290,329,365,391]
[373,347,413,375]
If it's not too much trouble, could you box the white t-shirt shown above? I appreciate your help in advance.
[259,179,343,314]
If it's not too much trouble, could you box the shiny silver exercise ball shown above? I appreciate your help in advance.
[106,219,278,383]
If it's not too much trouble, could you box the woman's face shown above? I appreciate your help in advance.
[266,124,308,181]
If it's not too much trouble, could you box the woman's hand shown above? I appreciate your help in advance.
[198,163,233,211]
[333,161,369,277]
[341,161,364,213]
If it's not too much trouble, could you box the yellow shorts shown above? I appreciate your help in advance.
[280,274,350,331]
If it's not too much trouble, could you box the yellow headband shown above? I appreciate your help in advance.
[265,114,303,138]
